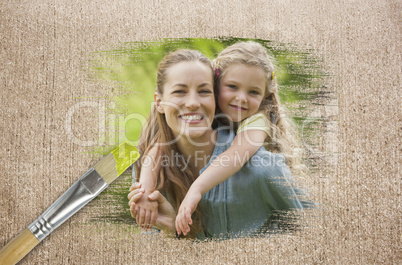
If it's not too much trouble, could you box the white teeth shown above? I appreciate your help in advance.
[181,115,203,121]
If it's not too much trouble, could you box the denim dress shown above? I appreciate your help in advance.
[199,125,311,239]
[132,125,311,239]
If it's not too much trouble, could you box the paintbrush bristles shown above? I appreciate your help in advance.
[94,142,140,184]
[93,153,118,184]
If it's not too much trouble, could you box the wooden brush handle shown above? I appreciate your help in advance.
[0,228,39,265]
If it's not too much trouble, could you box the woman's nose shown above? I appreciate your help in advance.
[185,92,201,109]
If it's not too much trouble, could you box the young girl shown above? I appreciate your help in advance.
[174,41,300,236]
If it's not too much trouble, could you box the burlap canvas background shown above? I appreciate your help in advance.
[0,1,400,264]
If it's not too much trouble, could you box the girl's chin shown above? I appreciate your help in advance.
[221,111,243,123]
[226,115,242,123]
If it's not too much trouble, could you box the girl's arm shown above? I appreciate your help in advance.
[176,129,268,235]
[192,129,267,195]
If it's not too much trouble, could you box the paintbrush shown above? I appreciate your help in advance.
[0,142,140,265]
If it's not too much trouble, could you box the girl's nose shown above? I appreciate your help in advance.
[236,94,247,103]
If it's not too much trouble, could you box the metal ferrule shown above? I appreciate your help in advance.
[28,168,108,241]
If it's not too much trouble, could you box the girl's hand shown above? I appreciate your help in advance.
[129,182,157,229]
[128,183,176,234]
[128,182,145,217]
[134,192,158,230]
[127,182,145,218]
[175,191,201,236]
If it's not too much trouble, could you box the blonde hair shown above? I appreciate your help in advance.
[135,49,213,237]
[214,41,303,170]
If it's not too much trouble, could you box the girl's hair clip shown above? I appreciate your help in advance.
[272,71,276,80]
[214,60,220,77]
[215,67,220,77]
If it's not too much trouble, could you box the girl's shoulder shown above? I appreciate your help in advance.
[237,112,270,136]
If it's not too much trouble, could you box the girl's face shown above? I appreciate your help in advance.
[155,61,215,141]
[217,64,266,123]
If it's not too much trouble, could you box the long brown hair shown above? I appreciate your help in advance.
[134,49,213,237]
[214,42,303,171]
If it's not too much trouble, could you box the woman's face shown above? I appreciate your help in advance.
[155,61,215,142]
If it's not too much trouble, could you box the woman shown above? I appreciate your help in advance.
[128,48,308,239]
[130,49,217,237]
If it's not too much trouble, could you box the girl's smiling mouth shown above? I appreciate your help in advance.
[229,104,248,111]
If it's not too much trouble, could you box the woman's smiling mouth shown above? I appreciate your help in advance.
[179,114,205,123]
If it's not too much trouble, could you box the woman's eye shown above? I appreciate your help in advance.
[173,90,185,94]
[200,89,212,94]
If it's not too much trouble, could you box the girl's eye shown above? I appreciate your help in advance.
[250,91,260,95]
[228,85,237,90]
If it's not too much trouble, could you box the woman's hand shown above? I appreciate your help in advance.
[128,182,176,234]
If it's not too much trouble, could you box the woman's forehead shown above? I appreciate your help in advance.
[165,61,213,84]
